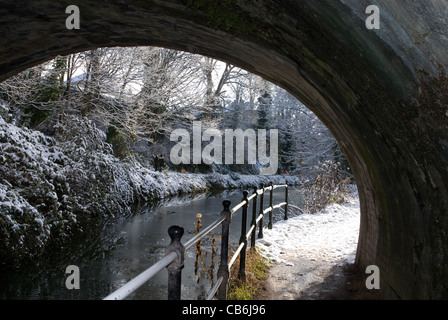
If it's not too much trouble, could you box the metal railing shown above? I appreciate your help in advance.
[103,182,289,300]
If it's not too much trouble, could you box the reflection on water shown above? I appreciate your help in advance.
[0,187,304,300]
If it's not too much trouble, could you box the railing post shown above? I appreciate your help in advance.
[165,225,185,300]
[217,200,232,300]
[238,191,249,282]
[258,183,264,239]
[250,186,258,250]
[268,182,273,229]
[284,183,289,220]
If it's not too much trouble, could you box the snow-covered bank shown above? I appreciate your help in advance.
[257,193,360,265]
[0,115,300,267]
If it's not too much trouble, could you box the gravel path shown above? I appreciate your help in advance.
[256,251,357,300]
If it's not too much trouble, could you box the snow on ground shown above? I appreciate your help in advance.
[257,193,360,265]
[255,193,360,300]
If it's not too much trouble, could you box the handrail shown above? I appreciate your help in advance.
[230,200,247,215]
[273,184,288,189]
[102,181,290,300]
[103,251,177,300]
[228,241,246,270]
[206,276,224,300]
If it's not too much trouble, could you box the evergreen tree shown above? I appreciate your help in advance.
[257,90,272,129]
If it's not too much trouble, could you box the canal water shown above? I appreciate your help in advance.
[0,187,304,300]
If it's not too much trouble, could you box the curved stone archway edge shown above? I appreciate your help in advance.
[1,0,448,299]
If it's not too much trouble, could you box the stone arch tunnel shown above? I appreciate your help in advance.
[1,0,448,299]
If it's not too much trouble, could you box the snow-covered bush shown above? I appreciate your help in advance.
[0,184,51,265]
[56,116,135,217]
[303,160,351,214]
[0,115,136,267]
[0,116,74,266]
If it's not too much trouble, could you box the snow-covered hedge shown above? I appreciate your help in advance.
[0,115,300,268]
[1,116,72,266]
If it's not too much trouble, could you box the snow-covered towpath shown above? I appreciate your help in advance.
[256,194,361,300]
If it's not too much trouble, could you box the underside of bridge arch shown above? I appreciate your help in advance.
[1,0,448,299]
